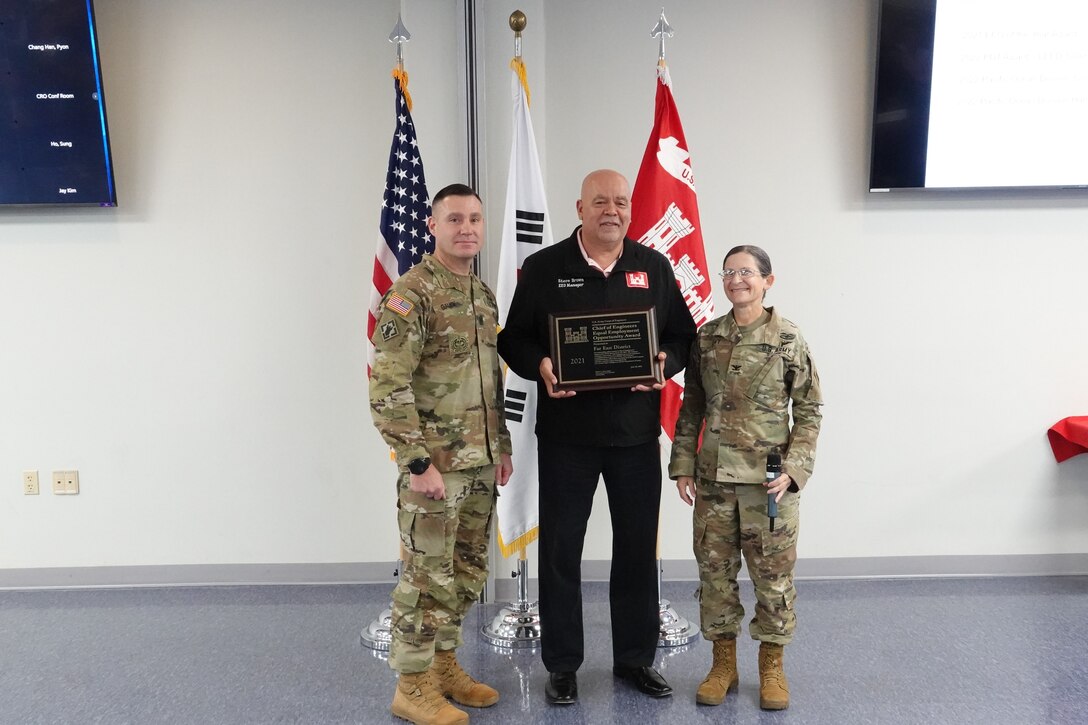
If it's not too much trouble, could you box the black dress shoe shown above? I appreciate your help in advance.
[613,665,673,698]
[544,670,578,701]
[545,671,578,704]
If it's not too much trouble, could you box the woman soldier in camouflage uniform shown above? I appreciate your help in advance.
[669,245,823,711]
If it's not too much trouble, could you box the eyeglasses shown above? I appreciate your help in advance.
[718,268,763,279]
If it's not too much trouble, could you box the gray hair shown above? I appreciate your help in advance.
[724,245,772,276]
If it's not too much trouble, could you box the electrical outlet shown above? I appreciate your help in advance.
[23,471,40,495]
[52,470,80,495]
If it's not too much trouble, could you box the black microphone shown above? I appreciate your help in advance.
[766,453,782,531]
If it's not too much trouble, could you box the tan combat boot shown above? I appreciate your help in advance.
[758,642,790,710]
[432,649,499,708]
[696,637,739,705]
[391,671,469,725]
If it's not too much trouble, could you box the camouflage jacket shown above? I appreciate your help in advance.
[369,255,512,473]
[668,307,822,488]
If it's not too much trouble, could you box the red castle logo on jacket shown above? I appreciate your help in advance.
[626,271,649,289]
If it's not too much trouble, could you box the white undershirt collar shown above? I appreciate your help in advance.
[577,228,621,277]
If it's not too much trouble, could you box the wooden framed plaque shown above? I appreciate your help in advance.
[548,307,662,392]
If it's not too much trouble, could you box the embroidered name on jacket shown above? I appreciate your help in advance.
[557,277,585,288]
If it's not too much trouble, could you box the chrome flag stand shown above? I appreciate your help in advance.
[657,558,699,646]
[360,559,402,652]
[481,552,541,648]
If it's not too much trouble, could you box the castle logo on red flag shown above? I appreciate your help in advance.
[630,66,716,440]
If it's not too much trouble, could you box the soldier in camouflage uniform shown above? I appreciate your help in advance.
[669,245,822,711]
[370,184,513,725]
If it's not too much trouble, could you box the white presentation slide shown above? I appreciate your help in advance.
[925,0,1088,188]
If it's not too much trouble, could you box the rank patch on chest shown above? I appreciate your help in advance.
[450,334,470,354]
[626,271,649,289]
[385,293,414,317]
[380,319,399,341]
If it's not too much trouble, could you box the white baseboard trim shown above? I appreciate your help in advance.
[492,553,1088,599]
[0,563,397,591]
[3,554,1086,591]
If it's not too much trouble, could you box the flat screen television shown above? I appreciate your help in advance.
[1,0,116,206]
[869,0,1088,192]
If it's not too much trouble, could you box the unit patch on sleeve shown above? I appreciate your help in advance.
[380,319,399,341]
[385,293,415,317]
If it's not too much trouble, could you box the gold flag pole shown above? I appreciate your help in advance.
[481,11,544,652]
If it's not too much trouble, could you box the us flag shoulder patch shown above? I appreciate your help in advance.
[386,293,414,317]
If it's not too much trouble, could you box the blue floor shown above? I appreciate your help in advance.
[1,577,1086,724]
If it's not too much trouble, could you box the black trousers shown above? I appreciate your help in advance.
[537,438,662,672]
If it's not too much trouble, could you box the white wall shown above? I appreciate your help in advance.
[538,0,1088,563]
[0,0,464,570]
[2,0,1086,580]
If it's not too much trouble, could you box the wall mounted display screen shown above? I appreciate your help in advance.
[1,0,116,206]
[870,0,1088,191]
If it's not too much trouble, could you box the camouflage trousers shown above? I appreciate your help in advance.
[389,465,497,673]
[693,479,799,645]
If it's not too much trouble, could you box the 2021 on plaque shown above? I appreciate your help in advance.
[548,307,662,392]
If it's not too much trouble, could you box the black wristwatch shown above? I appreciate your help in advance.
[407,457,431,475]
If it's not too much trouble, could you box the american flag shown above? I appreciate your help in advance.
[367,73,433,372]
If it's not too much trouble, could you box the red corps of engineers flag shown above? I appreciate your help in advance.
[630,65,716,440]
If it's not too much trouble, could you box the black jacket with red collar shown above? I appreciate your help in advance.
[498,227,696,447]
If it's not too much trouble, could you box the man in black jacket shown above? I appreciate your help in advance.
[498,169,696,704]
